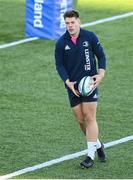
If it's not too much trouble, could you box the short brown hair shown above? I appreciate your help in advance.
[63,10,79,19]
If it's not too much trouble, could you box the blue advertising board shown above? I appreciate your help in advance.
[25,0,73,39]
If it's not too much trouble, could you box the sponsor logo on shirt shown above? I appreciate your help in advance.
[84,48,91,71]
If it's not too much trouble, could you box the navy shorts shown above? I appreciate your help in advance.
[67,88,99,107]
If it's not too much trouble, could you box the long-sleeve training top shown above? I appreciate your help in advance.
[55,28,106,84]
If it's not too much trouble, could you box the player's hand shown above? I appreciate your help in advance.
[92,69,105,89]
[92,74,103,89]
[65,80,80,97]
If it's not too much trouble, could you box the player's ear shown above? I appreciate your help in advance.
[78,18,81,25]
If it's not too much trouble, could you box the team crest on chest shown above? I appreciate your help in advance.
[83,41,89,47]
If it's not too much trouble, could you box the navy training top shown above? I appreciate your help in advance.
[55,28,106,84]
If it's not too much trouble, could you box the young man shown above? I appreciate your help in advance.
[55,10,107,168]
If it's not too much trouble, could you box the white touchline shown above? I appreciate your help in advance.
[81,11,133,27]
[0,135,133,179]
[0,12,133,49]
[0,37,39,49]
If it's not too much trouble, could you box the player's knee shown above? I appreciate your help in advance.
[84,112,96,123]
[79,120,85,126]
[74,114,84,124]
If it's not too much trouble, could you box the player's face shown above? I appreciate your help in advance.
[65,17,80,37]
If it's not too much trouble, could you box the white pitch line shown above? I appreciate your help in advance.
[81,11,133,27]
[0,135,133,180]
[0,37,39,49]
[0,11,133,49]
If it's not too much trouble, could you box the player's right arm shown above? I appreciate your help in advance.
[65,79,80,97]
[55,40,79,97]
[55,40,69,82]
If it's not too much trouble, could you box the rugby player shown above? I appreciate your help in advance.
[55,10,107,168]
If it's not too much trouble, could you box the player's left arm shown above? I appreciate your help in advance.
[91,32,106,88]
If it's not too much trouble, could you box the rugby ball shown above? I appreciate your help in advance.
[78,76,94,96]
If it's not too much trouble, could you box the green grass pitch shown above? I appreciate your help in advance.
[0,0,133,178]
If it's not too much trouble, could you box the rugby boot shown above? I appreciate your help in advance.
[97,142,107,162]
[80,156,94,169]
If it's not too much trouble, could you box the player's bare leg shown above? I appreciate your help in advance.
[82,102,98,142]
[72,102,106,168]
[81,102,106,168]
[80,102,97,167]
[72,104,86,134]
